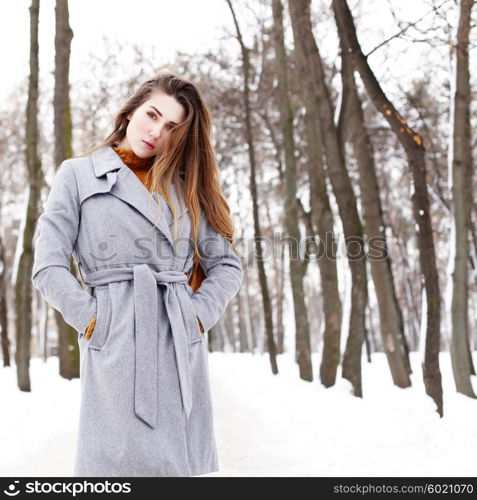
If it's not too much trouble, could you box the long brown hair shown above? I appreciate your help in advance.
[72,73,236,292]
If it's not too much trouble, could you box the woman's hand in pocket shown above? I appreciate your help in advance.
[85,316,97,340]
[196,316,205,334]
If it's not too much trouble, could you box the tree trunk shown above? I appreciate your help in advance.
[0,232,10,367]
[332,0,443,416]
[275,241,285,354]
[208,323,223,352]
[336,15,412,387]
[40,289,48,361]
[225,299,236,351]
[289,0,368,396]
[244,265,258,352]
[288,0,343,387]
[259,111,287,355]
[15,0,41,392]
[272,0,313,381]
[226,0,278,374]
[264,192,285,355]
[53,0,79,379]
[237,288,249,352]
[448,0,475,397]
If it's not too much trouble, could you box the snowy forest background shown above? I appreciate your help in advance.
[1,0,476,476]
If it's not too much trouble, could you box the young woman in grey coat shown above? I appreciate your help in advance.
[31,73,243,477]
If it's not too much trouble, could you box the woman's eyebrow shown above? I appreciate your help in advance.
[149,105,178,126]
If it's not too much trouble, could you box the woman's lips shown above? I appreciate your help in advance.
[142,140,154,150]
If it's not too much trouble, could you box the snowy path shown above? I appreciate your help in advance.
[1,351,476,477]
[209,352,477,476]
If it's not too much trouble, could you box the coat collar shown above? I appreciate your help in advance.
[91,146,189,247]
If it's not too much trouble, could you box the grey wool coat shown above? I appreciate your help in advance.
[31,145,243,477]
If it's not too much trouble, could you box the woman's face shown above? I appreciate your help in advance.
[118,91,186,158]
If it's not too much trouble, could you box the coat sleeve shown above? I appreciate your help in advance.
[189,210,243,333]
[31,160,97,334]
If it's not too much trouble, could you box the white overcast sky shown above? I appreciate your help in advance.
[1,1,472,106]
[0,0,236,100]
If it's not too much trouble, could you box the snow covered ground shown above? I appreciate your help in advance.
[1,351,476,477]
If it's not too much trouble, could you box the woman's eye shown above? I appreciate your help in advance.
[147,112,156,119]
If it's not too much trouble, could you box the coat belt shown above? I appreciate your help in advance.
[83,264,196,429]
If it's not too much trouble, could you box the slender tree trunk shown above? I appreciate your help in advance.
[333,0,443,416]
[257,112,288,355]
[40,290,48,361]
[289,0,343,387]
[272,0,313,381]
[225,299,236,351]
[448,0,475,397]
[260,109,284,184]
[289,0,368,396]
[245,275,255,353]
[337,18,412,387]
[243,264,257,352]
[238,289,249,352]
[52,0,79,379]
[259,112,286,354]
[0,232,10,367]
[54,0,73,166]
[275,241,285,354]
[264,193,286,354]
[226,0,278,374]
[208,323,223,352]
[392,220,421,350]
[15,0,41,392]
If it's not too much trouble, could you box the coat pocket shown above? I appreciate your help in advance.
[184,285,204,344]
[190,316,204,344]
[88,285,112,350]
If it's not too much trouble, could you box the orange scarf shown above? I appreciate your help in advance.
[112,145,154,190]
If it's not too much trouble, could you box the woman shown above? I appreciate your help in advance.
[31,73,243,477]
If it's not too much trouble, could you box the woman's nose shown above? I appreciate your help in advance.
[151,123,166,138]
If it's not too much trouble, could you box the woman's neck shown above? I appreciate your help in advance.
[112,143,154,170]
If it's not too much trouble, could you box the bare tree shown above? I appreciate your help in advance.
[15,0,41,391]
[289,0,368,396]
[448,0,475,397]
[332,0,443,416]
[0,230,9,367]
[288,0,343,387]
[226,0,278,374]
[271,0,313,381]
[0,122,9,366]
[336,6,412,388]
[52,0,79,379]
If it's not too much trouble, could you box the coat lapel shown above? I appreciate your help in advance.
[92,146,188,247]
